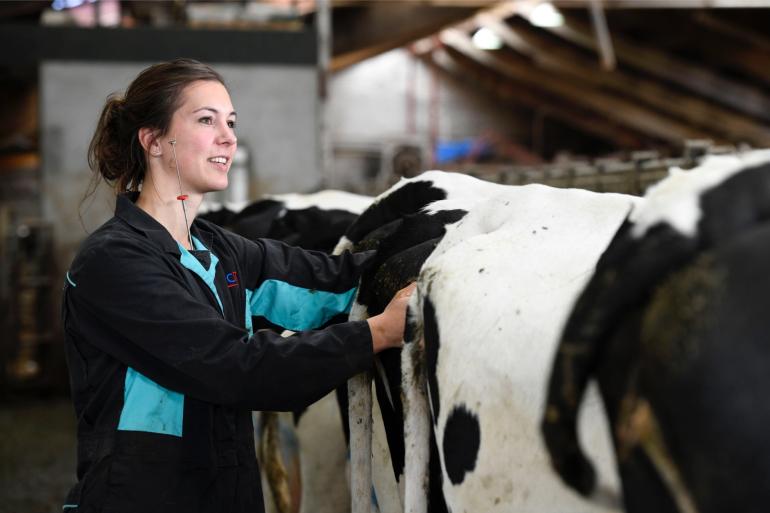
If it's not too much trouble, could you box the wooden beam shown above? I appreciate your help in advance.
[440,28,708,144]
[693,12,770,86]
[542,15,770,123]
[431,47,646,148]
[479,17,770,146]
[331,4,484,71]
[551,0,770,7]
[694,12,770,51]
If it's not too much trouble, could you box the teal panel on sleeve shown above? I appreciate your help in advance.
[244,288,254,336]
[118,368,184,437]
[247,279,357,332]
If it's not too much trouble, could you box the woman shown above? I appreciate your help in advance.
[62,59,412,513]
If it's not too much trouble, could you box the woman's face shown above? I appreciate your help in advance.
[162,80,237,195]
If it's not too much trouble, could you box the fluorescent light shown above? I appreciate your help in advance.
[528,2,564,28]
[472,27,504,50]
[52,0,93,10]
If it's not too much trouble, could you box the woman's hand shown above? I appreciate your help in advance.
[367,282,416,353]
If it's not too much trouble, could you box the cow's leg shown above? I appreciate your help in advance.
[402,293,430,513]
[348,298,375,513]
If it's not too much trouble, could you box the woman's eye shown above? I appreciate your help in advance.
[198,116,213,125]
[228,120,237,129]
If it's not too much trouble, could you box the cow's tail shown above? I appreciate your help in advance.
[540,227,640,497]
[402,287,430,513]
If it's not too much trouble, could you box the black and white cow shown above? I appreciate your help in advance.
[336,171,640,512]
[200,190,373,253]
[334,171,507,513]
[400,184,641,513]
[541,149,770,513]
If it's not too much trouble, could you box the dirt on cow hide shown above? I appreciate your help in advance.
[640,252,725,373]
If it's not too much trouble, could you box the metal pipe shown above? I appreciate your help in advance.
[589,0,616,71]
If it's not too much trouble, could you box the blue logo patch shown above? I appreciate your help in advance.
[226,271,240,288]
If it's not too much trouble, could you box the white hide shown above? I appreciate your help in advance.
[197,199,250,215]
[267,190,374,215]
[629,149,770,239]
[405,186,640,513]
[200,190,374,218]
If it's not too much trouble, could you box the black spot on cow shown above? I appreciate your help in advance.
[430,427,450,513]
[697,161,770,246]
[344,180,449,244]
[269,207,359,253]
[229,199,285,240]
[403,314,417,345]
[442,405,481,486]
[197,206,237,227]
[423,297,441,425]
[202,198,360,253]
[374,347,407,478]
[355,211,465,317]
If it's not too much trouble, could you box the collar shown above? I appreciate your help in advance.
[115,192,216,256]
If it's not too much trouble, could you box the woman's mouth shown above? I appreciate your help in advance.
[208,156,229,170]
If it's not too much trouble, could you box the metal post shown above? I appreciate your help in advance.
[317,0,332,188]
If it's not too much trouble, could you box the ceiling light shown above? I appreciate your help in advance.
[472,27,504,50]
[51,0,93,10]
[528,2,564,28]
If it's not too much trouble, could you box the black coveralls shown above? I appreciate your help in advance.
[62,193,374,513]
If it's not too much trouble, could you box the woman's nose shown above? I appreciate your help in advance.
[218,121,236,145]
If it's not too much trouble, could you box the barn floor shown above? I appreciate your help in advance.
[0,397,77,513]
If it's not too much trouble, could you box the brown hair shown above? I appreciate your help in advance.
[87,58,226,194]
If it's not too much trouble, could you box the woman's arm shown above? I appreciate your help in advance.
[66,237,377,412]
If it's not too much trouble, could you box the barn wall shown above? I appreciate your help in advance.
[328,47,530,192]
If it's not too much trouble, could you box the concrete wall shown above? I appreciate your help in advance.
[331,48,519,142]
[327,48,528,191]
[40,61,318,272]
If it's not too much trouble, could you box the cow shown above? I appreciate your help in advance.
[400,184,641,513]
[335,171,640,512]
[541,149,770,513]
[200,189,373,253]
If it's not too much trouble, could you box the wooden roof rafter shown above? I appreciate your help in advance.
[438,28,715,144]
[540,13,770,123]
[477,15,770,146]
[428,46,648,148]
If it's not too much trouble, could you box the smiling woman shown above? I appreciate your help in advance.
[63,59,414,513]
[135,79,237,249]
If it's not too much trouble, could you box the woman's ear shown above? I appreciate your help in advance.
[138,127,162,157]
